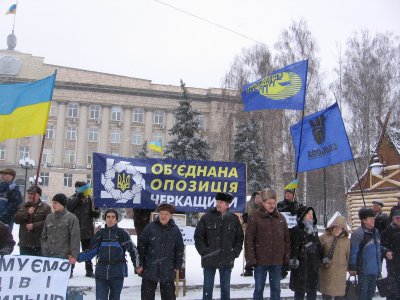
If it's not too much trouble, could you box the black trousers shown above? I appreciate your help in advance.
[141,279,175,300]
[322,295,345,300]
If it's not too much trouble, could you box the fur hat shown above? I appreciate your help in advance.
[372,200,384,207]
[284,189,295,195]
[157,203,175,214]
[261,188,277,201]
[27,185,42,196]
[215,192,234,203]
[0,168,16,178]
[52,193,67,207]
[358,207,375,220]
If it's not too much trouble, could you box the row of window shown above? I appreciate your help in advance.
[36,172,92,188]
[50,103,206,128]
[45,126,163,145]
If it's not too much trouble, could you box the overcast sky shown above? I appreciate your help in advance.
[1,0,399,90]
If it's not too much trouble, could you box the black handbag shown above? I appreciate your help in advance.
[377,276,397,297]
[345,275,359,300]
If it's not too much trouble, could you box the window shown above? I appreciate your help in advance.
[110,152,119,156]
[66,127,77,140]
[87,174,92,185]
[64,149,75,164]
[133,108,144,123]
[64,173,73,187]
[41,195,49,202]
[154,110,164,125]
[153,131,163,146]
[45,124,55,139]
[87,154,92,164]
[42,148,53,164]
[88,128,99,142]
[110,129,120,144]
[0,145,5,160]
[40,172,49,186]
[67,103,79,118]
[18,146,29,160]
[197,114,205,129]
[132,128,142,145]
[90,105,100,120]
[49,103,57,117]
[111,106,121,121]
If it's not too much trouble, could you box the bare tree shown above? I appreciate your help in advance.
[342,30,400,162]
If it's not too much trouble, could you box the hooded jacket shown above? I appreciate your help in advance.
[289,206,322,293]
[318,215,350,297]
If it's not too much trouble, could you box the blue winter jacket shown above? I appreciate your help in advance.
[349,225,381,275]
[78,224,139,279]
[0,181,22,227]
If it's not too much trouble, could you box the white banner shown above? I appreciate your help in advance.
[281,212,298,229]
[0,255,70,299]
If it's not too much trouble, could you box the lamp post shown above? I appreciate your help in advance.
[19,157,35,200]
[369,153,384,176]
[29,175,42,186]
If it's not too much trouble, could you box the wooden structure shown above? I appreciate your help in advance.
[346,114,400,230]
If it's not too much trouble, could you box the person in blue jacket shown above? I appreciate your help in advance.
[78,208,140,300]
[0,168,22,231]
[349,207,381,300]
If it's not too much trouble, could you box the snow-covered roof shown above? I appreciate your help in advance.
[387,126,400,154]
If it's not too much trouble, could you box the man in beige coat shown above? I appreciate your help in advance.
[318,215,350,299]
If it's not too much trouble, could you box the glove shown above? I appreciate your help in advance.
[288,259,299,270]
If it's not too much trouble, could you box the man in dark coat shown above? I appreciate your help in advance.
[78,208,140,300]
[0,168,22,231]
[381,207,400,300]
[194,192,244,300]
[0,220,15,254]
[277,188,303,215]
[372,200,389,234]
[289,206,322,300]
[14,185,51,255]
[67,181,100,277]
[137,204,184,300]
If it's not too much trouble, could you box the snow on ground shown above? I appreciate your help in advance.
[10,220,386,299]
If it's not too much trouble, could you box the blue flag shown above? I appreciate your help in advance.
[291,102,353,173]
[241,60,308,111]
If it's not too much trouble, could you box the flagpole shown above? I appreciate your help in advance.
[12,0,18,34]
[33,134,46,191]
[293,60,309,199]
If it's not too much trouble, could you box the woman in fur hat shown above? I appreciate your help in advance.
[318,215,350,300]
[289,206,322,300]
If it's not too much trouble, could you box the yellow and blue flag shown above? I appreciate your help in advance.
[241,60,308,111]
[149,141,163,153]
[284,179,299,190]
[6,4,16,15]
[291,102,353,173]
[0,72,56,142]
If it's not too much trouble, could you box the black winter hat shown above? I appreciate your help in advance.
[297,206,317,224]
[215,192,234,203]
[52,193,67,207]
[358,207,375,220]
[27,185,42,196]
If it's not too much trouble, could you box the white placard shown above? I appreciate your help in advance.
[280,212,298,229]
[180,226,195,245]
[0,255,70,298]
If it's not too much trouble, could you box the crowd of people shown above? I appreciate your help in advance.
[1,166,400,300]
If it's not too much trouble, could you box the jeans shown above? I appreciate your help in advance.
[358,274,377,300]
[141,279,176,300]
[253,265,282,300]
[203,267,232,300]
[96,277,124,300]
[294,290,317,300]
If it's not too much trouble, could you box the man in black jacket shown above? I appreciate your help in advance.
[277,189,303,216]
[137,204,184,300]
[194,192,244,300]
[67,181,100,277]
[372,200,389,234]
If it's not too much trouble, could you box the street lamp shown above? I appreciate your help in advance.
[29,175,43,185]
[369,153,384,176]
[19,157,35,200]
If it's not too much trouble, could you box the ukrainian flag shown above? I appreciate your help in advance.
[6,4,17,15]
[0,73,56,142]
[149,141,163,153]
[284,179,299,190]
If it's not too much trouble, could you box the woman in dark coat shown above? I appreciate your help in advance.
[289,206,322,300]
[137,204,184,300]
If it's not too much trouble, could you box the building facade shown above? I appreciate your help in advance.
[0,49,243,201]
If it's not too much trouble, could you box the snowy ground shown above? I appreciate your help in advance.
[10,219,386,299]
